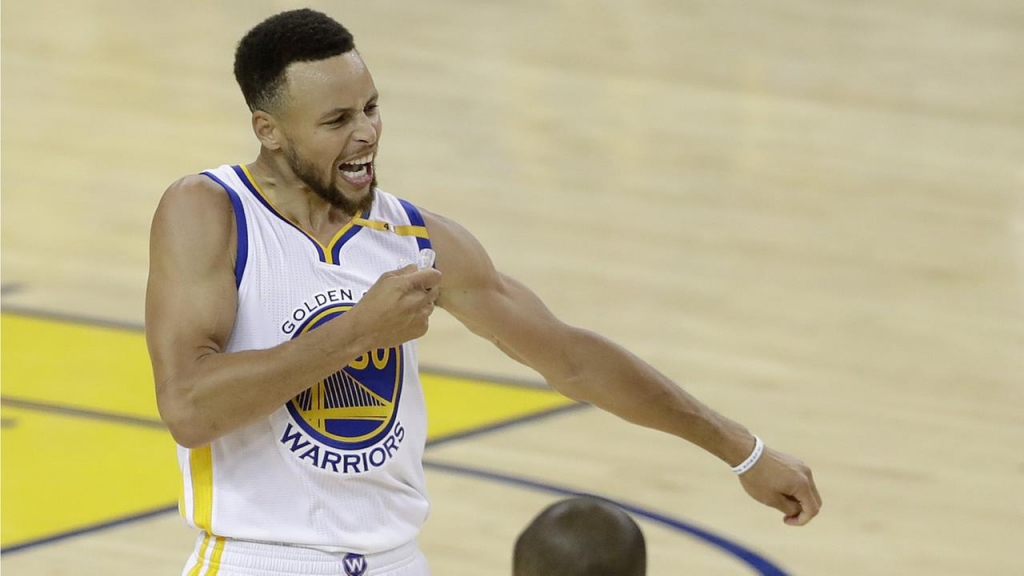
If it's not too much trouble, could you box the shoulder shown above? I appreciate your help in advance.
[150,173,236,259]
[153,174,234,231]
[420,208,502,297]
[155,173,233,220]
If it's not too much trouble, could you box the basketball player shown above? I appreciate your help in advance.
[513,497,647,576]
[145,9,821,576]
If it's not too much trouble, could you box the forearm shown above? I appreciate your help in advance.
[546,328,755,466]
[158,316,373,448]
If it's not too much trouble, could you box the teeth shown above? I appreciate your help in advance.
[344,153,374,166]
[340,165,368,178]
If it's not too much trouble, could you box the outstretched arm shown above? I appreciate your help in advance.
[424,209,821,525]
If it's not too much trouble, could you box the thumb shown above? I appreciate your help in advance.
[410,267,443,290]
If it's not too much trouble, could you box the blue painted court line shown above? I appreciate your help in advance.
[0,307,554,391]
[0,306,145,332]
[0,504,178,555]
[423,460,789,576]
[0,389,585,555]
[0,396,166,429]
[1,307,786,574]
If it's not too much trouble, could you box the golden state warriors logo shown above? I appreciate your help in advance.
[287,305,403,451]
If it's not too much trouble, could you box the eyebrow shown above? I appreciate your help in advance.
[319,92,380,121]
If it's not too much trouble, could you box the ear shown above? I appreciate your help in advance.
[252,110,282,150]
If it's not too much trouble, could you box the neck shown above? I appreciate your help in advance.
[247,151,351,233]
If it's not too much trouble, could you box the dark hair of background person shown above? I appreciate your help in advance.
[513,496,646,576]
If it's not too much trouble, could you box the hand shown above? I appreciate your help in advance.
[738,446,822,526]
[346,265,442,350]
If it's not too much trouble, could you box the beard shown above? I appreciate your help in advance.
[284,144,376,215]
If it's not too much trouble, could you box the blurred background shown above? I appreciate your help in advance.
[2,1,1023,574]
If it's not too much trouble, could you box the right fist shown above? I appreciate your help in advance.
[348,265,442,349]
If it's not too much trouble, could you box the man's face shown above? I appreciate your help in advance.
[275,51,381,213]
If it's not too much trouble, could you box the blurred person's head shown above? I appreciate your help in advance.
[514,496,646,576]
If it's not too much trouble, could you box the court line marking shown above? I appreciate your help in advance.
[0,399,585,555]
[422,364,549,390]
[426,402,589,448]
[0,399,789,575]
[0,306,551,391]
[1,308,788,572]
[0,396,582,443]
[0,504,179,555]
[0,306,145,333]
[423,460,789,576]
[0,396,166,429]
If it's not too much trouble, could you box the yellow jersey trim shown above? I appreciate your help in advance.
[351,217,430,239]
[189,446,214,532]
[178,480,186,519]
[238,165,362,265]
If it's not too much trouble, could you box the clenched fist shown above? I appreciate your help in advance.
[345,265,443,351]
[739,446,822,526]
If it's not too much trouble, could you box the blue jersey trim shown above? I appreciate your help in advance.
[330,208,372,265]
[231,165,327,262]
[202,171,249,287]
[398,199,431,251]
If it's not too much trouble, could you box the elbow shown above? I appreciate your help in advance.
[543,328,594,402]
[548,372,589,404]
[164,417,211,450]
[157,385,214,449]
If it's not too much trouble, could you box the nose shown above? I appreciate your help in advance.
[352,112,378,146]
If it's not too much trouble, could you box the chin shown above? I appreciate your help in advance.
[336,184,376,214]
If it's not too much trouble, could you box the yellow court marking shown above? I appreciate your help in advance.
[422,373,573,440]
[0,405,181,549]
[1,313,159,420]
[0,312,572,550]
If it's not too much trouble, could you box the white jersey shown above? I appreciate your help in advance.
[177,164,431,554]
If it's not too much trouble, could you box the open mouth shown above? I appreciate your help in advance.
[338,152,375,185]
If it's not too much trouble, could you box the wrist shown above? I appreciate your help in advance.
[334,306,378,356]
[731,435,765,475]
[701,416,757,466]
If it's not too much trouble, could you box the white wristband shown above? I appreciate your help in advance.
[731,435,764,475]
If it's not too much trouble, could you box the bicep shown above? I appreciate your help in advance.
[145,177,238,398]
[445,272,580,382]
[425,210,579,382]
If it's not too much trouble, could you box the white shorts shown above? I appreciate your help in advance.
[181,533,429,576]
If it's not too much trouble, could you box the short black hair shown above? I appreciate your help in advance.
[234,9,355,112]
[513,497,647,576]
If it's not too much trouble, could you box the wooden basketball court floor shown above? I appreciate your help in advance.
[2,0,1022,574]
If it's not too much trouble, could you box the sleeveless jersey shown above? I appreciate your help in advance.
[177,164,431,554]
